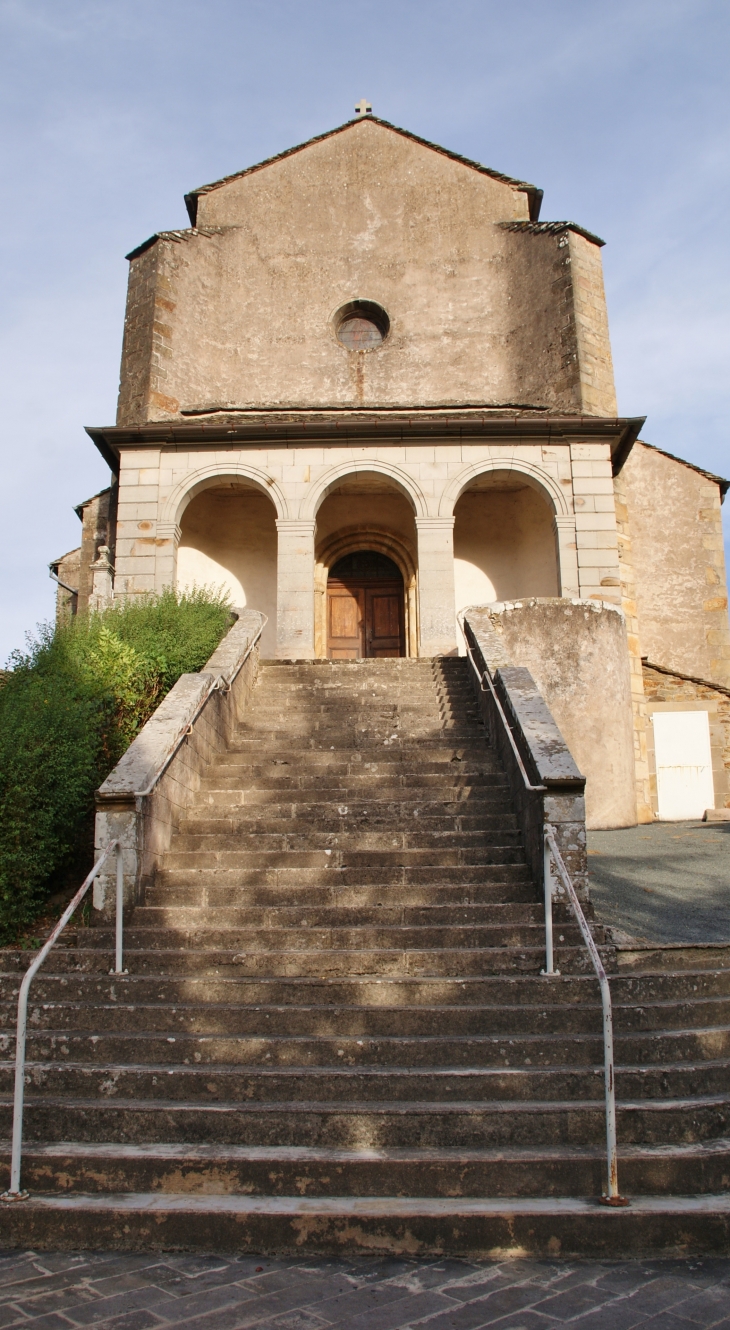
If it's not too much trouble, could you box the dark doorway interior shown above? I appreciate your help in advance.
[327,551,405,659]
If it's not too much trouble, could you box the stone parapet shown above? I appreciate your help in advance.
[462,610,588,900]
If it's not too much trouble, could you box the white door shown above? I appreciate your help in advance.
[652,710,714,820]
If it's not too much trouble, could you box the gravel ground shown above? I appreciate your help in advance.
[587,821,730,944]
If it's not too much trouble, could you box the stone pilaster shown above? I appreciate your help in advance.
[276,520,316,658]
[416,517,457,657]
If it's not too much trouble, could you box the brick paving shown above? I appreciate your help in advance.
[0,1250,728,1330]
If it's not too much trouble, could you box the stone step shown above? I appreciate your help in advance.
[170,828,525,850]
[2,1058,728,1106]
[179,809,519,831]
[5,969,725,1007]
[131,903,552,929]
[0,1000,605,1038]
[3,1139,729,1201]
[9,1026,730,1071]
[163,848,529,871]
[147,877,537,907]
[80,923,591,953]
[194,789,514,810]
[0,944,608,978]
[203,772,508,792]
[3,1093,727,1148]
[229,738,485,754]
[8,997,729,1039]
[2,1188,729,1258]
[153,864,535,891]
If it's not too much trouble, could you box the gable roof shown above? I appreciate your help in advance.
[183,116,543,225]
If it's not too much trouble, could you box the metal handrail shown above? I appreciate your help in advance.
[1,840,125,1202]
[457,621,546,794]
[543,826,628,1206]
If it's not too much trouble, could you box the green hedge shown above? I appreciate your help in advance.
[0,588,231,944]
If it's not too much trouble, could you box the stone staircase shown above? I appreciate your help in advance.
[1,657,729,1256]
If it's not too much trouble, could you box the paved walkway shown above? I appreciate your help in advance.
[587,821,730,944]
[0,1249,729,1330]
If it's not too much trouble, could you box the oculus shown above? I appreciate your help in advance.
[334,300,390,351]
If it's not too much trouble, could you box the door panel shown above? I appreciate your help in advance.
[366,587,403,657]
[327,574,405,659]
[327,585,364,659]
[652,710,715,820]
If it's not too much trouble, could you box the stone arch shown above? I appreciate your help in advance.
[160,462,289,530]
[300,460,429,521]
[314,527,418,658]
[438,458,570,519]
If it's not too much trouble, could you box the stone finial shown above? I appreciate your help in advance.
[354,99,372,116]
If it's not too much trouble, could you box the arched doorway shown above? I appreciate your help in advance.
[327,552,405,659]
[177,482,278,656]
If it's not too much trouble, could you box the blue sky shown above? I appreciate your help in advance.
[0,0,728,661]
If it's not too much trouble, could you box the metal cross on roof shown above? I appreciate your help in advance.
[354,99,372,116]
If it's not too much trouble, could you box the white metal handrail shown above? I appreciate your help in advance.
[1,839,125,1202]
[458,622,546,794]
[543,826,628,1206]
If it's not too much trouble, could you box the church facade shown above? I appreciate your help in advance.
[55,110,730,827]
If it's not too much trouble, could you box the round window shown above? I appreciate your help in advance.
[334,300,390,351]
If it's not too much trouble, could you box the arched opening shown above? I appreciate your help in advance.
[176,481,277,655]
[327,552,405,659]
[313,472,418,657]
[453,471,559,648]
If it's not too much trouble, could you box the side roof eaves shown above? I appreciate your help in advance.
[183,117,543,225]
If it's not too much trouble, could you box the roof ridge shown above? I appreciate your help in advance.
[183,117,543,224]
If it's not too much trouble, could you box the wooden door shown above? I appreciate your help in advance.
[328,584,365,659]
[327,552,405,659]
[365,584,403,657]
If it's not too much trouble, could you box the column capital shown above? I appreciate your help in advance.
[553,516,577,531]
[155,522,181,545]
[415,517,455,530]
[276,519,317,536]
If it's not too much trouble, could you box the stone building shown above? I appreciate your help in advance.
[60,109,730,826]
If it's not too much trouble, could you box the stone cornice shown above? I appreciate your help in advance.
[87,411,645,475]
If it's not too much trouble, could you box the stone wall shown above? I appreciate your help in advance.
[116,119,616,422]
[476,598,636,829]
[642,662,730,814]
[568,230,618,418]
[51,487,116,623]
[463,609,588,899]
[621,442,730,687]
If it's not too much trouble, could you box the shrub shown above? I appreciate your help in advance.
[0,588,231,943]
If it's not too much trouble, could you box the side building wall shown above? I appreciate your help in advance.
[642,663,730,814]
[621,442,730,687]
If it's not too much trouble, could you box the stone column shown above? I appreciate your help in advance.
[276,520,316,658]
[416,517,457,657]
[553,517,580,598]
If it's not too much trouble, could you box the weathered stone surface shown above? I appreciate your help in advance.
[483,598,636,829]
